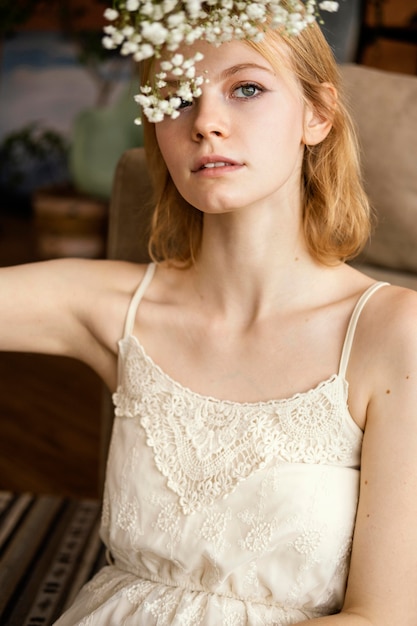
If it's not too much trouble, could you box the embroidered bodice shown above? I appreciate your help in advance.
[54,266,388,626]
[112,336,361,517]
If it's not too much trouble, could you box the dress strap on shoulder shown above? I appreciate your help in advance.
[123,263,156,338]
[338,281,389,378]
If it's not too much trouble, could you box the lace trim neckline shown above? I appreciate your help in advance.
[114,334,363,513]
[121,333,349,409]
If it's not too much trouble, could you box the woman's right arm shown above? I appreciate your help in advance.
[0,258,148,389]
[0,258,105,357]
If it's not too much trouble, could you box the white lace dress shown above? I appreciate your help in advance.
[54,266,387,626]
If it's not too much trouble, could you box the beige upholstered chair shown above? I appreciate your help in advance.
[101,148,154,485]
[106,147,154,265]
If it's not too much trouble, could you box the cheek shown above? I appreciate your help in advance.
[155,125,188,196]
[269,112,305,155]
[155,125,176,169]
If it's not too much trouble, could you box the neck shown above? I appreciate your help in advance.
[190,207,326,323]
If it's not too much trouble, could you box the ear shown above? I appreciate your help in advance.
[302,83,337,146]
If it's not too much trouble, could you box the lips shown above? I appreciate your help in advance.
[192,155,242,172]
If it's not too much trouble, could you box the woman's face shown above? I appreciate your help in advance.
[154,39,317,217]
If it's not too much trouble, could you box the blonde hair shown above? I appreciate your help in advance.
[141,16,371,267]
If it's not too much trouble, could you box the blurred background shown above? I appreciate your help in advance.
[0,0,416,500]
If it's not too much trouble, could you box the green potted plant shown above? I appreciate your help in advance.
[0,121,108,259]
[0,0,141,258]
[0,122,69,215]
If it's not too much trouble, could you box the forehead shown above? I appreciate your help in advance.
[156,37,294,81]
[207,40,274,73]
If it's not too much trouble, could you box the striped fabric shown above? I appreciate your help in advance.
[0,491,106,626]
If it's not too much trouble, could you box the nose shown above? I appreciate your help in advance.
[191,91,230,142]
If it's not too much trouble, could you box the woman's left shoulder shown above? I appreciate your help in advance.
[340,265,417,342]
[368,282,417,337]
[360,282,417,378]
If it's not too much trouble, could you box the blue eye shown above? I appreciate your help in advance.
[234,83,262,98]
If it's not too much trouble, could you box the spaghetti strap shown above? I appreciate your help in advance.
[123,263,156,338]
[338,281,389,378]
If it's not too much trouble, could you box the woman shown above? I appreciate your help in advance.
[2,1,417,624]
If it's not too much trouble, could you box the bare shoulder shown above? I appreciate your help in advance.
[363,283,417,351]
[355,283,417,398]
[69,258,152,338]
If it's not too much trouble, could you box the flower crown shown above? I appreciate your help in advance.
[103,1,339,123]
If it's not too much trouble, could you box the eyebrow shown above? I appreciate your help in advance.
[220,63,275,79]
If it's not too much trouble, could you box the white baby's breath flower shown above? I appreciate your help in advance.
[158,100,170,112]
[171,53,184,66]
[245,3,266,20]
[141,2,155,17]
[169,97,182,109]
[103,0,339,123]
[182,58,195,70]
[133,43,154,61]
[164,0,178,12]
[185,26,204,44]
[168,29,186,46]
[186,0,204,19]
[305,0,317,15]
[148,108,165,123]
[288,12,304,24]
[121,41,139,55]
[110,31,125,45]
[161,61,173,71]
[167,11,187,28]
[102,36,116,49]
[142,22,169,46]
[122,26,135,37]
[134,94,151,107]
[177,83,193,101]
[126,0,140,11]
[319,1,339,12]
[185,66,196,79]
[103,8,119,21]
